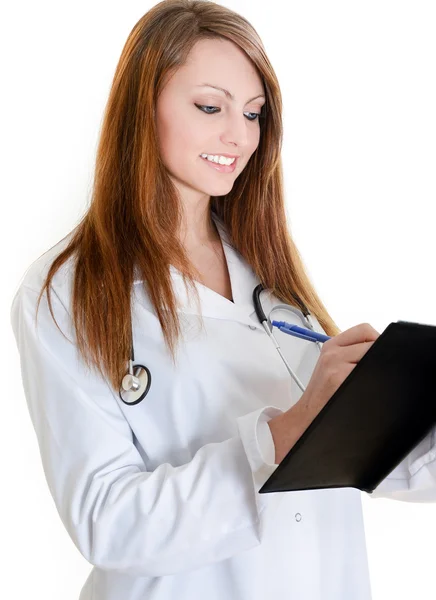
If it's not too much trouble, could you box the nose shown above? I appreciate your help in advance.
[220,112,251,149]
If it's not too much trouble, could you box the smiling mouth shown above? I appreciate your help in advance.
[200,155,238,172]
[200,154,237,164]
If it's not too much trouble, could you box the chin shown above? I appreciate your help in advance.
[203,183,235,196]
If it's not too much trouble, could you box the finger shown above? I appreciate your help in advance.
[328,323,380,348]
[321,341,375,367]
[340,340,376,364]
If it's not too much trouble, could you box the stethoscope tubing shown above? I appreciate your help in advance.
[253,284,329,393]
[120,283,330,404]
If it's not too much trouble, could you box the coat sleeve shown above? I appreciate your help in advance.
[368,426,436,502]
[10,283,283,577]
[256,419,279,466]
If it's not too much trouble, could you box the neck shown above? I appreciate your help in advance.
[179,207,219,250]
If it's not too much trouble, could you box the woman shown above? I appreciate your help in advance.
[10,1,436,599]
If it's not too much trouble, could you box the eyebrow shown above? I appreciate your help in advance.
[195,83,265,103]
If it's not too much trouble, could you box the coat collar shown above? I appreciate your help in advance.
[133,213,264,329]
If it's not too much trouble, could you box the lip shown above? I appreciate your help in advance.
[201,153,240,158]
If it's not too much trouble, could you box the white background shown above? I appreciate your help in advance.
[2,1,436,598]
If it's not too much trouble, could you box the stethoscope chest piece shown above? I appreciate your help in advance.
[119,364,151,405]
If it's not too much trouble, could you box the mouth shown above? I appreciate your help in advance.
[199,155,238,174]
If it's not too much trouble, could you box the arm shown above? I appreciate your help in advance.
[11,284,283,577]
[266,403,315,465]
[368,427,436,503]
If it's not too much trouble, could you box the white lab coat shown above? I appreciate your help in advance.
[10,213,436,600]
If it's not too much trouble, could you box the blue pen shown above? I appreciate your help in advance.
[271,320,331,343]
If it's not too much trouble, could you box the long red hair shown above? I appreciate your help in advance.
[36,0,341,393]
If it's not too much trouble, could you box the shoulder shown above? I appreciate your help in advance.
[11,232,77,314]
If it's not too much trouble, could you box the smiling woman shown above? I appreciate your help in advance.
[9,2,367,600]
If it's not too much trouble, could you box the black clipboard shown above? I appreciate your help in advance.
[259,320,436,495]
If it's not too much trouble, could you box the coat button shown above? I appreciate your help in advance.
[249,325,256,330]
[295,513,302,522]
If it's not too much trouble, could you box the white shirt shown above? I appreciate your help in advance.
[10,213,436,600]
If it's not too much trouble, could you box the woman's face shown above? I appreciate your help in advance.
[155,37,265,206]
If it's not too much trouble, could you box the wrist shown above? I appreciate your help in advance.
[267,401,315,464]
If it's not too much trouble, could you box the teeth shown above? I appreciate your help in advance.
[200,153,236,165]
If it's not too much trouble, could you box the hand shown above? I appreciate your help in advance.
[297,323,380,421]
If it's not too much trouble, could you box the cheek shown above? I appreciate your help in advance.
[249,131,262,163]
[243,131,260,166]
[251,126,261,150]
[156,112,203,165]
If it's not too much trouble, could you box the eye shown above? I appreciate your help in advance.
[195,104,261,122]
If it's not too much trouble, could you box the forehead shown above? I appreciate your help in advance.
[163,38,264,96]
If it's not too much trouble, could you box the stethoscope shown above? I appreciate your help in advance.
[252,284,331,393]
[119,283,331,405]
